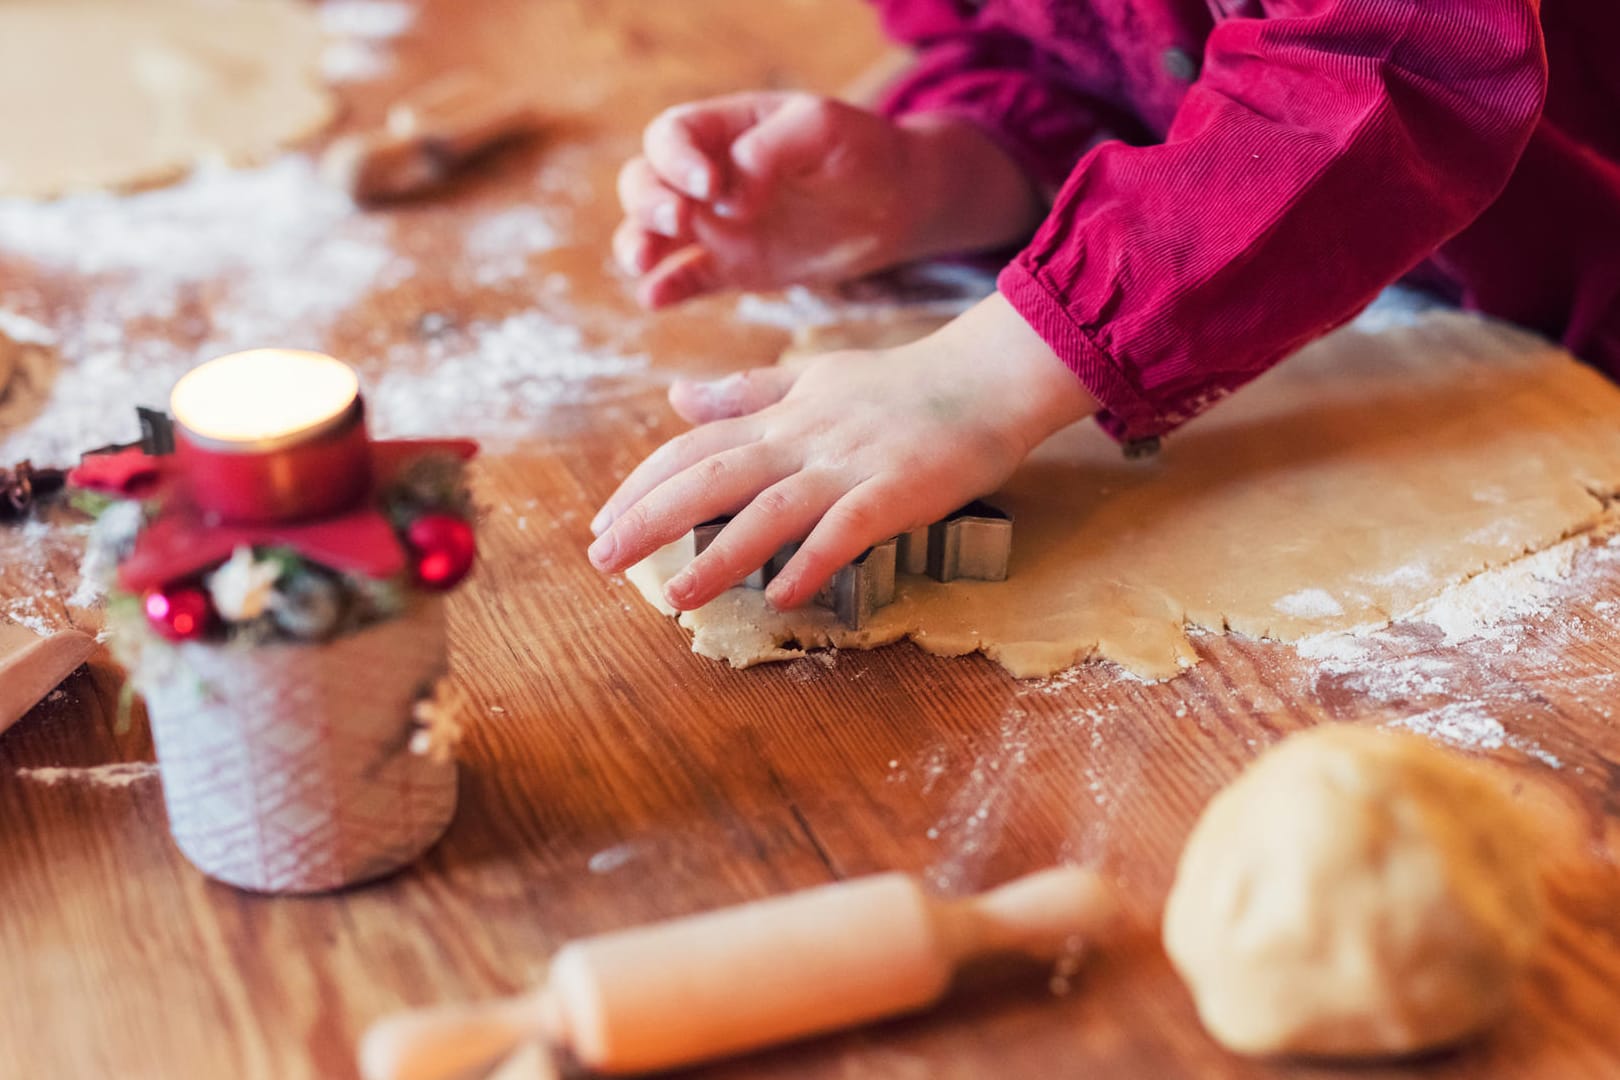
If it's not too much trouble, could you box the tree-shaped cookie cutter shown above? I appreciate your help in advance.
[691,501,1012,630]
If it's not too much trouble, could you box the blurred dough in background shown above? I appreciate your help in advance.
[0,0,333,199]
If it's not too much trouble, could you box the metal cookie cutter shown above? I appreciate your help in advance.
[687,522,898,631]
[692,517,771,589]
[926,500,1013,583]
[813,537,898,631]
[688,498,1011,631]
[897,526,930,576]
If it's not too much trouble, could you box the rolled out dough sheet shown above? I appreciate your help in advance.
[627,311,1620,679]
[0,0,333,199]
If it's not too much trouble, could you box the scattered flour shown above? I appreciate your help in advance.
[370,309,648,440]
[319,0,415,39]
[1294,631,1372,666]
[4,599,53,636]
[15,762,160,788]
[1300,635,1455,701]
[1290,538,1609,770]
[0,157,402,464]
[1410,540,1579,644]
[924,704,1030,893]
[734,286,978,331]
[462,205,562,286]
[1021,666,1087,696]
[1389,704,1561,768]
[1364,562,1433,589]
[587,842,641,875]
[323,39,392,83]
[734,262,995,332]
[1274,588,1344,619]
[0,310,56,346]
[319,0,416,83]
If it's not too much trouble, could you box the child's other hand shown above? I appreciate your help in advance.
[587,295,1097,611]
[613,92,1042,308]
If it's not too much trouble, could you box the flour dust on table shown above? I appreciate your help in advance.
[628,311,1620,679]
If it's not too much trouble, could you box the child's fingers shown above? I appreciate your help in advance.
[592,415,759,536]
[612,219,682,276]
[589,444,792,573]
[616,156,691,238]
[611,219,652,275]
[643,92,792,202]
[637,245,723,309]
[663,471,840,610]
[730,94,848,194]
[669,367,799,424]
[765,477,917,610]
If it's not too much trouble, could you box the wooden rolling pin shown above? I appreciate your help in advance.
[361,865,1115,1079]
[0,621,93,737]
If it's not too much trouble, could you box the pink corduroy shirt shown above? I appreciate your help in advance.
[875,0,1620,440]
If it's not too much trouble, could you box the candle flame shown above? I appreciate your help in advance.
[171,349,360,447]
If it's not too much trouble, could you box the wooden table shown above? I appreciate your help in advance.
[3,2,1617,1077]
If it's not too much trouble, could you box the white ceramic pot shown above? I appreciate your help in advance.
[140,599,457,894]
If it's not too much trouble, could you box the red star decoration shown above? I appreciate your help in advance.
[70,439,477,593]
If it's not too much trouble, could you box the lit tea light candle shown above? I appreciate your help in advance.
[171,349,373,524]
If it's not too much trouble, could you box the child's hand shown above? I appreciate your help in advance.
[614,92,1043,308]
[588,295,1097,610]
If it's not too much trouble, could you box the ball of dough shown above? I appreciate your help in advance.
[1162,725,1543,1059]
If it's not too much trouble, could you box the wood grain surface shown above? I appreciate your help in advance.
[2,2,1618,1078]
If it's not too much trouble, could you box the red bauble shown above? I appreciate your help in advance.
[405,513,476,590]
[144,585,215,642]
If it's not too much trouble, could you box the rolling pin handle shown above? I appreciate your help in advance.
[357,993,549,1080]
[939,865,1117,963]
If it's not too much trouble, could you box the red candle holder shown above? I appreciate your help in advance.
[169,349,373,524]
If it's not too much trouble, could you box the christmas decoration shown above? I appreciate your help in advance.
[269,568,347,642]
[406,513,477,590]
[143,585,215,642]
[407,680,469,765]
[207,546,281,622]
[72,352,482,895]
[74,440,480,645]
[0,460,67,521]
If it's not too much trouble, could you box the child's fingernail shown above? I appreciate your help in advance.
[590,507,612,536]
[588,532,618,567]
[653,201,679,236]
[685,164,713,201]
[765,580,791,609]
[612,231,643,274]
[664,569,695,606]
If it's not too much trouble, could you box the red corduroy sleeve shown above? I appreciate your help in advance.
[871,3,1127,199]
[999,0,1548,441]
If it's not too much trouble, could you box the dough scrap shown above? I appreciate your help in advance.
[627,311,1620,678]
[0,0,333,199]
[0,329,55,431]
[0,336,14,399]
[1162,725,1543,1058]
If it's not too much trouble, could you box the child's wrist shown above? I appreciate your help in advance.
[931,293,1099,452]
[895,113,1046,262]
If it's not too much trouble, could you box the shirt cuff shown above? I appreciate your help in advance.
[998,259,1172,443]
